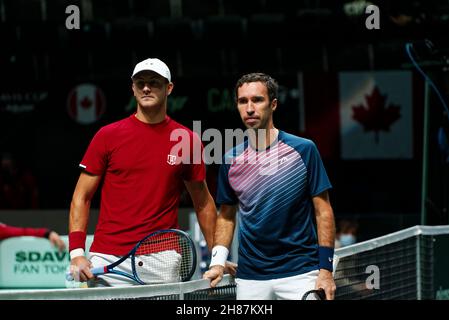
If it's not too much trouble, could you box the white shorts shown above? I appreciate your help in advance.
[235,270,319,300]
[87,250,182,287]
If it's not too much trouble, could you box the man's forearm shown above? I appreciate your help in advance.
[68,172,100,256]
[195,199,217,251]
[68,198,92,257]
[214,211,236,249]
[69,198,91,233]
[316,209,336,248]
[207,209,236,269]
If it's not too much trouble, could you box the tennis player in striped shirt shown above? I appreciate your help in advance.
[204,73,336,300]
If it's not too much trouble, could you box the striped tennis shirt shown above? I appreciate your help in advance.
[216,130,332,280]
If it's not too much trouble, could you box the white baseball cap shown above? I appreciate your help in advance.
[131,58,171,82]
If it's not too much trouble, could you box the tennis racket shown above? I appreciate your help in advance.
[67,229,196,284]
[301,288,326,300]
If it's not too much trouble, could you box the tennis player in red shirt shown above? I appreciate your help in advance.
[68,58,219,287]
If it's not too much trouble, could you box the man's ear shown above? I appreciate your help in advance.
[167,82,174,96]
[131,83,137,97]
[271,98,278,111]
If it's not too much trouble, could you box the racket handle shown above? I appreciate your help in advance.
[91,266,107,276]
[65,272,74,281]
[65,267,106,280]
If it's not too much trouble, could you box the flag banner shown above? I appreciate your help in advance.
[67,84,106,125]
[339,71,413,159]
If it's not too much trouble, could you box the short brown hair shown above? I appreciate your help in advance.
[235,73,278,102]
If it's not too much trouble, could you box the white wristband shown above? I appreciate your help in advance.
[209,245,229,267]
[70,248,85,260]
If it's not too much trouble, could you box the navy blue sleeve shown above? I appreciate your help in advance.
[216,162,239,205]
[302,141,332,197]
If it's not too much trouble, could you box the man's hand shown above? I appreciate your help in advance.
[48,231,66,251]
[70,256,93,282]
[224,261,237,276]
[203,265,225,287]
[315,269,336,300]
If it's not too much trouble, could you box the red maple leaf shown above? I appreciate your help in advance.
[352,86,401,144]
[80,96,92,109]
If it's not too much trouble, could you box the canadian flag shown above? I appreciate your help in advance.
[67,84,106,125]
[338,71,413,159]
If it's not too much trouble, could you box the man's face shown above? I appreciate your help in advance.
[132,71,173,109]
[236,82,277,130]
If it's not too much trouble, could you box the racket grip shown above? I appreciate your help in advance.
[65,272,74,281]
[91,266,107,276]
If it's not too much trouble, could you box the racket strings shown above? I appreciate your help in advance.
[134,232,194,283]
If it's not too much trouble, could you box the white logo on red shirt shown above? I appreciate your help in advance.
[167,154,177,165]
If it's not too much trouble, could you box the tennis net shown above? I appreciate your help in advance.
[0,274,236,300]
[1,225,447,300]
[334,225,449,300]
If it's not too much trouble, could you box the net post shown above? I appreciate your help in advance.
[420,81,430,226]
[416,235,422,300]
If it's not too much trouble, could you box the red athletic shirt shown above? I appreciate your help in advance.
[0,223,49,240]
[80,114,205,255]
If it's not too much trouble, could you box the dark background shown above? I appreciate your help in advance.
[1,0,449,240]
